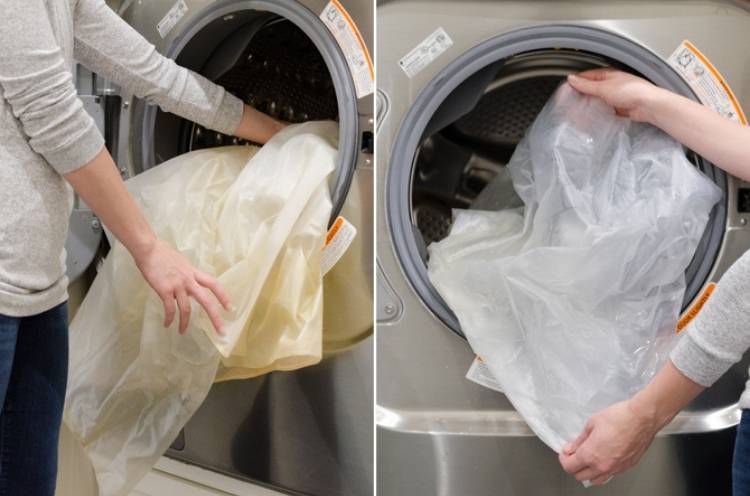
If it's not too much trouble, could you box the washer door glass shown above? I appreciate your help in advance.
[386,26,727,338]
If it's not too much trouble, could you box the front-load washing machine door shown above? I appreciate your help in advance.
[70,1,373,495]
[115,0,371,223]
[377,3,750,495]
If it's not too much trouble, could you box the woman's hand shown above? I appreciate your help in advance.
[568,68,750,180]
[66,149,233,336]
[558,399,660,485]
[133,238,231,335]
[567,69,666,123]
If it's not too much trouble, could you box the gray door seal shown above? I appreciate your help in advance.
[386,24,727,337]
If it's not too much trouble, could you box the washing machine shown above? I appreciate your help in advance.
[376,1,750,494]
[63,1,373,495]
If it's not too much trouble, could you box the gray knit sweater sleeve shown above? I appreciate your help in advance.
[0,0,105,175]
[670,249,750,387]
[72,0,244,136]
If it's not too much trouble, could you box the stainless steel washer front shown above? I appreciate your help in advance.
[70,1,374,495]
[377,2,750,495]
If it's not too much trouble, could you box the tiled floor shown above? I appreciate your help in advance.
[56,425,283,496]
[133,459,284,496]
[132,469,281,496]
[132,472,234,496]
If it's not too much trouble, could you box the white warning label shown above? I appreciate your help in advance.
[399,27,453,79]
[156,0,188,39]
[321,216,357,276]
[320,0,374,99]
[466,356,503,393]
[667,40,747,125]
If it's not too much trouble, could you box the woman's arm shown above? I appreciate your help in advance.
[561,69,750,484]
[72,0,283,143]
[64,148,231,335]
[0,0,104,176]
[568,69,750,181]
[0,0,230,334]
[68,0,282,330]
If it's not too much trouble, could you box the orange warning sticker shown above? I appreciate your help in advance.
[668,40,748,125]
[321,216,357,275]
[320,0,374,99]
[326,216,345,245]
[676,282,716,333]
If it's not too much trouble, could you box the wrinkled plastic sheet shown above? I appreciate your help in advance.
[64,122,337,496]
[428,85,722,451]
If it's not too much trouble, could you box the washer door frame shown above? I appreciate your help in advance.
[133,0,361,222]
[386,24,728,338]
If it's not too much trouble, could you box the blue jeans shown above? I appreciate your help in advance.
[735,410,750,495]
[0,302,68,496]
